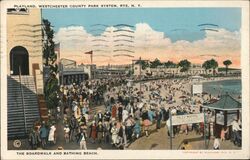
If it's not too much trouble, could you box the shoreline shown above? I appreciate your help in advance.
[198,76,241,84]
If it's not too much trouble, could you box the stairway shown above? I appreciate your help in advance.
[37,94,49,121]
[7,75,40,138]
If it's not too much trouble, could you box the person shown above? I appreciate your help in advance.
[213,137,220,150]
[180,124,188,135]
[29,128,40,149]
[125,115,134,142]
[104,110,111,122]
[103,121,111,143]
[39,124,48,149]
[118,104,123,122]
[199,122,204,136]
[69,115,78,141]
[56,106,61,121]
[181,140,192,150]
[134,118,141,139]
[231,119,242,146]
[97,110,103,123]
[48,123,56,144]
[148,109,155,122]
[111,122,119,145]
[63,106,70,118]
[220,127,228,141]
[134,108,141,120]
[122,109,129,122]
[141,109,150,137]
[79,114,87,126]
[96,122,104,144]
[77,130,87,150]
[64,124,70,143]
[155,109,162,130]
[72,101,79,118]
[111,104,117,119]
[89,121,97,143]
[117,123,126,148]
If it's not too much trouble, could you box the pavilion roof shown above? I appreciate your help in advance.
[204,94,241,111]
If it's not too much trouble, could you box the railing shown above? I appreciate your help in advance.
[18,66,27,134]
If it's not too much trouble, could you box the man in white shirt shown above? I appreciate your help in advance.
[78,131,87,150]
[231,119,242,146]
[122,109,129,122]
[232,119,241,132]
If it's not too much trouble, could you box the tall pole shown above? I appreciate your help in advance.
[90,53,93,65]
[204,111,207,149]
[139,56,142,101]
[169,110,173,150]
[91,52,94,79]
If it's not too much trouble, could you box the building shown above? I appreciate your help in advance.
[133,63,217,77]
[98,64,131,71]
[7,8,44,138]
[188,64,216,75]
[60,59,88,85]
[59,58,129,83]
[60,67,88,85]
[7,8,44,93]
[96,64,130,78]
[95,68,127,79]
[81,64,96,79]
[133,64,180,77]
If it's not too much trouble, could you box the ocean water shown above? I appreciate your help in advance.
[203,79,242,98]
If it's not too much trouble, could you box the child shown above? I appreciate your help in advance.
[220,127,228,141]
[213,137,220,150]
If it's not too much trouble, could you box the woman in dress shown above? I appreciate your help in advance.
[89,121,97,143]
[48,124,56,144]
[111,104,117,119]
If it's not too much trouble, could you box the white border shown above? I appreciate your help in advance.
[1,1,249,159]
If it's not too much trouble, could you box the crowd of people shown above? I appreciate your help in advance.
[28,77,242,150]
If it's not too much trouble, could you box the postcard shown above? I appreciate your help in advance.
[1,0,249,159]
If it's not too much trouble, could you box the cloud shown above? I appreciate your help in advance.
[55,23,241,67]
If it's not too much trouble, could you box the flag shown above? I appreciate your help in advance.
[85,50,93,64]
[84,50,93,55]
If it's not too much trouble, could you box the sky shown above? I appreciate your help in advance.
[42,8,241,67]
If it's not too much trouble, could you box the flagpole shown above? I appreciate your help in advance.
[169,110,173,150]
[91,53,93,79]
[84,51,93,80]
[91,53,93,65]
